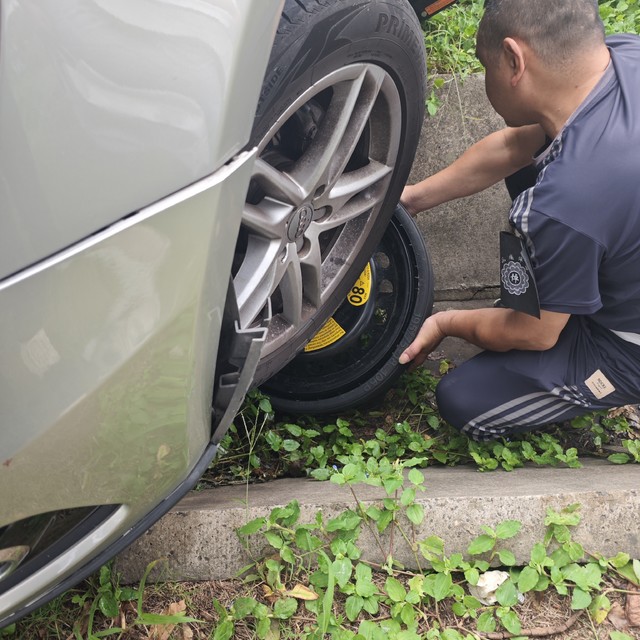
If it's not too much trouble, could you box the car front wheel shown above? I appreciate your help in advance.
[233,0,428,388]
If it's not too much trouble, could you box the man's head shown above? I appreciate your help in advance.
[476,0,607,130]
[477,0,605,69]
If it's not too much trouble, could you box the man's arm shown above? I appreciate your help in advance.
[401,125,546,215]
[399,307,570,367]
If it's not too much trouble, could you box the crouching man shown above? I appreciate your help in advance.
[399,0,640,440]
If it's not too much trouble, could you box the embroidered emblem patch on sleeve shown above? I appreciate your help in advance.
[501,260,529,295]
[499,231,540,318]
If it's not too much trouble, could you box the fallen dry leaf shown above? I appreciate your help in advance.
[262,584,278,604]
[608,601,629,630]
[182,626,194,639]
[148,599,187,640]
[626,591,640,627]
[283,583,319,600]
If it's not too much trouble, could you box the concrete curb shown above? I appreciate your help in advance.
[116,460,640,583]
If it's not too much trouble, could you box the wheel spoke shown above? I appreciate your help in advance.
[242,199,294,240]
[299,238,323,308]
[290,66,384,197]
[252,157,306,206]
[315,160,393,230]
[234,236,282,328]
[278,248,304,327]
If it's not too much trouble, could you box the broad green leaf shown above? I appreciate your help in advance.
[136,611,200,625]
[571,587,592,610]
[432,572,453,602]
[345,595,364,621]
[98,592,119,619]
[280,545,295,564]
[495,520,522,540]
[610,632,635,640]
[406,503,425,525]
[326,511,361,532]
[400,487,416,506]
[634,558,640,582]
[408,468,425,485]
[233,597,257,618]
[295,528,322,552]
[264,531,284,550]
[213,620,234,640]
[495,579,518,607]
[237,517,266,536]
[497,549,516,566]
[590,593,611,624]
[282,439,300,452]
[420,535,445,559]
[256,617,271,640]
[617,560,640,586]
[518,566,539,593]
[464,567,480,586]
[400,601,416,626]
[476,611,496,633]
[385,576,407,602]
[609,552,630,569]
[310,468,331,481]
[467,534,495,555]
[273,597,298,620]
[498,609,521,635]
[463,595,482,610]
[530,542,547,565]
[362,595,380,615]
[284,423,302,437]
[534,574,550,592]
[333,557,353,589]
[608,453,631,464]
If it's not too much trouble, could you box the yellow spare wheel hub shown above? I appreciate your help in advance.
[304,263,372,352]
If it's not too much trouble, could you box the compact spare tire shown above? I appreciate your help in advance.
[232,0,428,388]
[262,204,434,415]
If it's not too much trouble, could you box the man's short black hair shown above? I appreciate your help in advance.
[477,0,605,67]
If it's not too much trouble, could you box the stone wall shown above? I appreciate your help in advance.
[407,74,512,302]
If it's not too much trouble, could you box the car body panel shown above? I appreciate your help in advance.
[0,147,256,533]
[0,0,283,280]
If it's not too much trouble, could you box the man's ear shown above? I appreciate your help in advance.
[502,37,526,86]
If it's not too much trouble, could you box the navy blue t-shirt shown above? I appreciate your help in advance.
[510,35,640,337]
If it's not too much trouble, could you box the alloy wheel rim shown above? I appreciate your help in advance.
[234,63,402,360]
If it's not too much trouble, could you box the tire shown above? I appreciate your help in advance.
[262,204,433,415]
[233,0,428,387]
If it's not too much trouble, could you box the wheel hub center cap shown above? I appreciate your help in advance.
[287,204,314,242]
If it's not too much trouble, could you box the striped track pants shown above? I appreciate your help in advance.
[435,315,640,441]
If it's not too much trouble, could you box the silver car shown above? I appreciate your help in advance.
[0,0,452,626]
